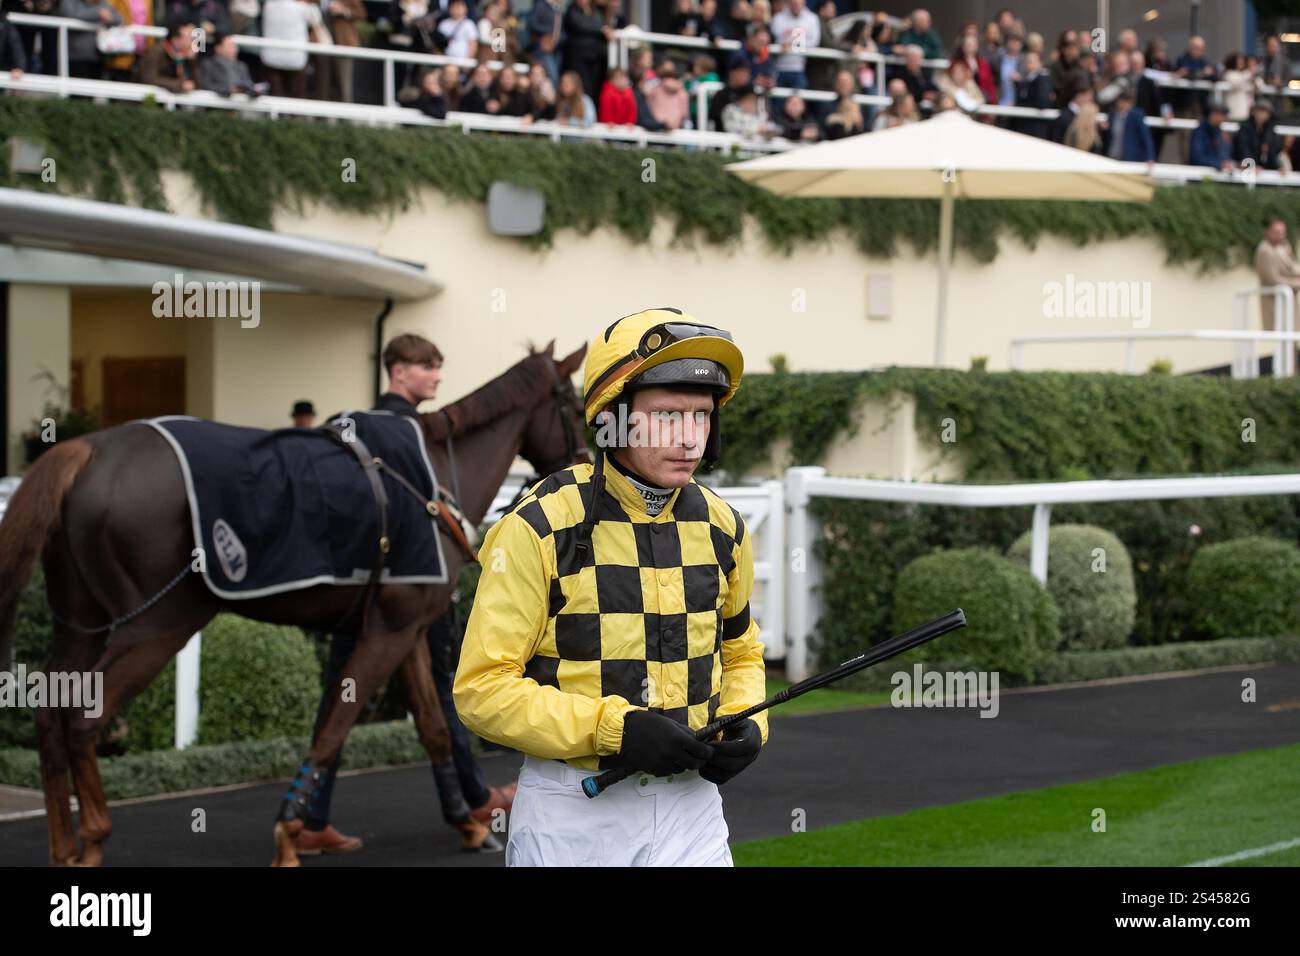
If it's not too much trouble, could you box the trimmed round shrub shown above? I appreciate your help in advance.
[127,614,322,751]
[892,547,1060,680]
[1184,536,1300,641]
[1006,524,1137,652]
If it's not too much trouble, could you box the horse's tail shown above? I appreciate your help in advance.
[0,440,94,669]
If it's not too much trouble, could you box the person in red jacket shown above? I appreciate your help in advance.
[952,32,997,106]
[598,67,638,125]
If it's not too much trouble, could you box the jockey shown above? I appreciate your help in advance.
[299,332,515,856]
[454,307,768,867]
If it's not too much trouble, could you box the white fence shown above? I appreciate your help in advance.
[7,464,1300,740]
[782,466,1300,681]
[1009,285,1299,377]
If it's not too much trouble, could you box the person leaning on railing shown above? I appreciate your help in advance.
[455,60,491,111]
[645,60,689,131]
[522,0,561,87]
[707,58,749,131]
[0,6,26,78]
[720,81,770,140]
[768,0,817,92]
[561,0,605,114]
[1234,98,1288,173]
[887,44,935,110]
[525,59,555,119]
[315,0,365,103]
[597,64,635,125]
[138,18,196,92]
[1011,48,1052,139]
[1188,100,1233,172]
[554,67,595,127]
[896,6,940,61]
[103,0,152,82]
[198,30,257,95]
[259,0,320,98]
[59,0,119,79]
[408,65,446,117]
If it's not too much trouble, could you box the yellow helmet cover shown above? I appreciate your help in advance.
[582,308,744,425]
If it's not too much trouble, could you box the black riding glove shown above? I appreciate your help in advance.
[610,710,714,777]
[699,718,763,786]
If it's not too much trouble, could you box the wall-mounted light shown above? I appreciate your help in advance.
[7,138,45,175]
[486,181,545,237]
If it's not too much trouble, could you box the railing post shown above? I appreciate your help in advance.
[174,631,201,749]
[784,466,825,683]
[1125,338,1137,374]
[57,24,69,87]
[383,58,395,107]
[1030,503,1052,585]
[1232,293,1246,379]
[762,478,786,665]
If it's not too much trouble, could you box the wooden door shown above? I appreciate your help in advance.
[101,357,186,426]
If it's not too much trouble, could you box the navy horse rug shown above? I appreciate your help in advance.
[144,411,448,599]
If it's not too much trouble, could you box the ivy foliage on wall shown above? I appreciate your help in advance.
[2,97,1299,269]
[718,367,1300,480]
[718,367,1300,666]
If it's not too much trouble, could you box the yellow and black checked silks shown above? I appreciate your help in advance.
[453,455,768,771]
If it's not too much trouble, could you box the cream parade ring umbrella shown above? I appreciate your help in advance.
[726,111,1155,366]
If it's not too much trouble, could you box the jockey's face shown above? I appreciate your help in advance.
[611,386,714,489]
[392,359,442,404]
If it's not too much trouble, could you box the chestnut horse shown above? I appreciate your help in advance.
[0,342,589,866]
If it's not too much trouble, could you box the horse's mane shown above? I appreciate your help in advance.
[434,349,553,436]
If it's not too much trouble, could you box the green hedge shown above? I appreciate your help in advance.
[126,615,321,750]
[1184,537,1300,641]
[0,719,429,801]
[813,488,1300,667]
[891,548,1060,681]
[1007,524,1137,651]
[4,98,1300,269]
[719,368,1300,480]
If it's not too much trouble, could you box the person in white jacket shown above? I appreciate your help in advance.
[260,0,321,98]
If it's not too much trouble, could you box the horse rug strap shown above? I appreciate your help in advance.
[144,412,449,599]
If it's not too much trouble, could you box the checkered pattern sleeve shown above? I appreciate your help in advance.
[452,511,638,761]
[716,515,769,745]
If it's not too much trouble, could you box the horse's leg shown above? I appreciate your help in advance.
[63,619,212,867]
[33,620,107,866]
[396,636,498,851]
[272,605,425,867]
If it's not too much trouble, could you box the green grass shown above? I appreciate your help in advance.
[1229,843,1300,867]
[733,742,1300,867]
[763,678,893,716]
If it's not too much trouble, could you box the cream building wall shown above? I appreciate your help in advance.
[202,175,1265,409]
[6,284,71,474]
[4,170,1274,475]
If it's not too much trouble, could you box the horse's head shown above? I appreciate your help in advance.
[520,340,590,477]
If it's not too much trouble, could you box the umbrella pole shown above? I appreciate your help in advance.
[934,178,955,367]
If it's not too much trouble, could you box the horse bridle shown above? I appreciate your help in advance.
[494,356,591,517]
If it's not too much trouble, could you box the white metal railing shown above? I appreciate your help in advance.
[1233,285,1296,377]
[782,466,1300,680]
[1009,329,1300,377]
[0,71,789,153]
[11,12,1300,170]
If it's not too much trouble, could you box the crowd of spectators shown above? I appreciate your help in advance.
[1,1,1298,169]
